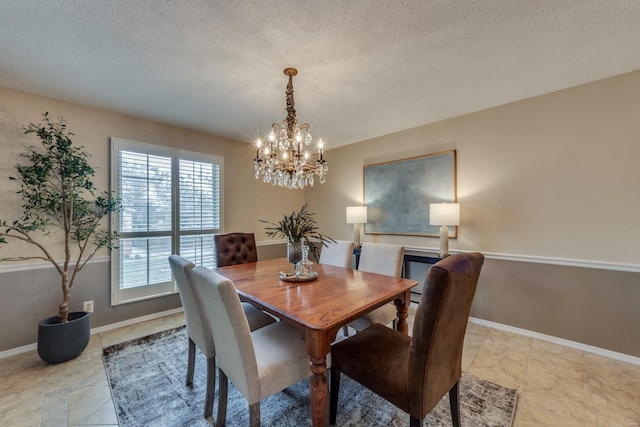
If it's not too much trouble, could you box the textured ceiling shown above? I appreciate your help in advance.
[1,1,639,148]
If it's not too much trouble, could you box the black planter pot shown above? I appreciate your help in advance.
[37,311,91,364]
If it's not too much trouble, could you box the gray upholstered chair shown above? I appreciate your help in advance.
[214,232,258,266]
[190,265,314,427]
[319,239,355,268]
[346,242,405,333]
[168,255,276,420]
[330,252,485,427]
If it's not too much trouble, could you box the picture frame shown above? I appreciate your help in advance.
[363,150,457,236]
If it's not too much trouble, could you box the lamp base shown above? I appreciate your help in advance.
[353,223,361,249]
[438,225,449,258]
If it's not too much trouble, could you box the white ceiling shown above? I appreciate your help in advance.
[1,1,639,148]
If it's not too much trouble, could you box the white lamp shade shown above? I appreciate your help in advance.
[429,203,460,226]
[346,206,368,224]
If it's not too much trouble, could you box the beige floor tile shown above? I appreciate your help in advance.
[137,313,185,336]
[45,357,107,395]
[523,366,594,414]
[467,341,530,389]
[484,328,533,351]
[585,352,640,396]
[0,409,43,427]
[0,388,45,427]
[530,338,584,358]
[460,323,489,371]
[464,329,489,348]
[67,384,118,425]
[0,360,48,397]
[528,342,587,381]
[513,391,598,427]
[584,352,640,424]
[0,350,47,376]
[0,352,47,426]
[466,321,492,337]
[41,395,67,427]
[591,390,640,426]
[98,324,145,348]
[595,415,640,427]
[461,344,480,371]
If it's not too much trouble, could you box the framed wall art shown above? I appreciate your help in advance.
[363,150,457,236]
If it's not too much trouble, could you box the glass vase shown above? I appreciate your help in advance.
[287,240,303,273]
[296,241,314,277]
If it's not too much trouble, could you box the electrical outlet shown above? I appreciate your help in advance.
[83,300,94,313]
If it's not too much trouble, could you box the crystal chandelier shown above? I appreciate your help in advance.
[254,67,328,189]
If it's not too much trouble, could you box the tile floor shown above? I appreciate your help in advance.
[1,312,639,427]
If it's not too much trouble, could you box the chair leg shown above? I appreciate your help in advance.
[204,356,216,419]
[449,381,461,427]
[217,368,229,427]
[409,416,423,427]
[329,367,341,425]
[249,402,260,427]
[342,325,350,337]
[186,338,196,386]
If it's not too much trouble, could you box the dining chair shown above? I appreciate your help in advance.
[329,252,485,427]
[346,242,405,333]
[214,232,258,266]
[168,255,276,420]
[190,265,314,427]
[319,239,355,268]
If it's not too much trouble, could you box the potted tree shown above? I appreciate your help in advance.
[0,112,120,364]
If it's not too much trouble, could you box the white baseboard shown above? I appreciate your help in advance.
[3,308,638,367]
[89,307,184,334]
[469,316,640,366]
[0,307,184,360]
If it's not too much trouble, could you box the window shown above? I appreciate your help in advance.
[110,138,223,305]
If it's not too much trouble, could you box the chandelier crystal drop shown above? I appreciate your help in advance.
[254,68,328,189]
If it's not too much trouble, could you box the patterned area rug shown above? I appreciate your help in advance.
[103,326,517,426]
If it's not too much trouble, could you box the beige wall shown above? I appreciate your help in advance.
[307,71,640,357]
[0,87,301,351]
[308,71,640,264]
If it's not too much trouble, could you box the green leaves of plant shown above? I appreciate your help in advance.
[260,203,335,261]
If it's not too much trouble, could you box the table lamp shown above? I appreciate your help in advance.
[346,206,367,249]
[429,202,460,258]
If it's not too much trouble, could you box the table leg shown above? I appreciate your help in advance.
[309,355,328,427]
[394,290,411,334]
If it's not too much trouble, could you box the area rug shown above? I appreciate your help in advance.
[103,326,517,426]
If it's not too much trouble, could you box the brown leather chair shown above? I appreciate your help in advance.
[214,232,258,267]
[330,252,485,427]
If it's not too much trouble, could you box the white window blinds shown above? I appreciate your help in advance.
[110,139,223,305]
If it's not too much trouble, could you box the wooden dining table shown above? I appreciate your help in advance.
[214,257,418,427]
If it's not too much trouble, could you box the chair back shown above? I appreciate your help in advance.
[408,252,484,418]
[215,232,258,267]
[190,266,259,401]
[319,240,355,268]
[358,242,404,277]
[168,255,214,356]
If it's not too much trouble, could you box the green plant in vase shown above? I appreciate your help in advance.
[261,204,335,270]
